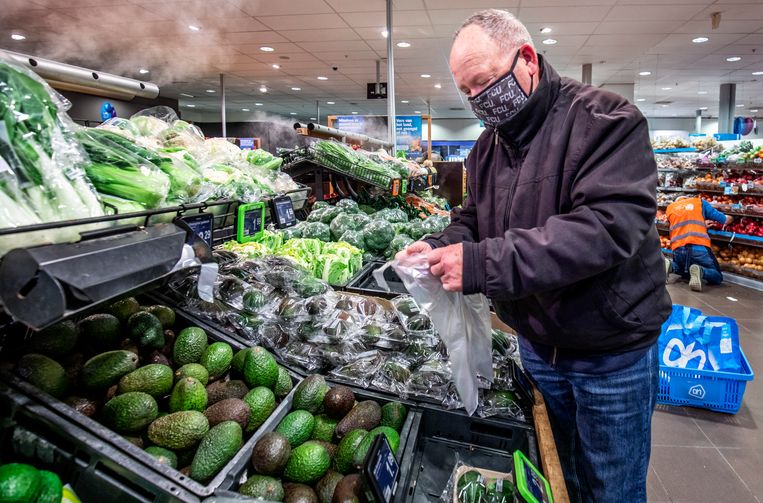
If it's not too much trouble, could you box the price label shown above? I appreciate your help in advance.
[179,213,214,247]
[236,202,266,243]
[742,183,749,192]
[270,196,297,229]
[732,203,743,211]
[362,434,400,503]
[724,186,734,195]
[720,181,727,187]
[755,158,762,164]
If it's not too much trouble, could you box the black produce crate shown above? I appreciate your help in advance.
[398,408,539,503]
[344,260,409,299]
[0,381,198,503]
[0,301,300,502]
[212,387,420,502]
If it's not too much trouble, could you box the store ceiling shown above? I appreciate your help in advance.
[2,0,763,122]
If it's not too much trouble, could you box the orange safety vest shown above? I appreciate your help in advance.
[666,197,712,250]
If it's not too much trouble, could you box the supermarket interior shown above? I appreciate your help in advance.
[1,0,763,502]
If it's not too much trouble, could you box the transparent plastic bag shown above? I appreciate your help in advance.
[371,352,417,394]
[441,460,515,503]
[405,355,452,402]
[329,350,385,388]
[377,253,493,415]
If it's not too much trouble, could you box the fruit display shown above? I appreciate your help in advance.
[0,462,66,503]
[709,217,763,237]
[660,236,671,250]
[1,298,291,485]
[652,137,692,150]
[238,379,408,503]
[713,243,763,275]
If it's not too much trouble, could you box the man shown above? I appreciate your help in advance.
[665,196,731,292]
[401,9,672,502]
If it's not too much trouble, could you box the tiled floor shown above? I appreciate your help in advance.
[649,278,763,503]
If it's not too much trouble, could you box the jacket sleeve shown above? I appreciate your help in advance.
[701,199,727,224]
[423,159,479,249]
[462,104,658,298]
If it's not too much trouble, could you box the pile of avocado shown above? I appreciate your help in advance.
[9,298,292,484]
[240,375,408,503]
[0,463,63,503]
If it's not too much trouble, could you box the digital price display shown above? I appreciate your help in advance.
[179,212,214,247]
[514,450,553,503]
[362,434,399,503]
[270,196,297,229]
[236,202,266,243]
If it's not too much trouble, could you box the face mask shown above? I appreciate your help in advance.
[468,50,534,128]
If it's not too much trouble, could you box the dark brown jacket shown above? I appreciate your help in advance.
[425,56,671,354]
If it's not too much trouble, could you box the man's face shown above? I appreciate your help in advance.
[450,24,538,99]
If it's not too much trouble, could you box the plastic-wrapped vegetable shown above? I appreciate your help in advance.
[363,219,396,252]
[386,234,414,259]
[302,222,331,242]
[312,201,329,210]
[279,222,305,240]
[336,198,360,213]
[339,230,366,251]
[320,206,342,225]
[373,207,409,223]
[406,219,427,240]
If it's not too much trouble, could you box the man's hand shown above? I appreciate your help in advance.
[726,215,733,225]
[428,243,464,292]
[395,241,432,261]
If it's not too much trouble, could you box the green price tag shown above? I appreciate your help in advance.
[236,202,266,243]
[514,450,553,503]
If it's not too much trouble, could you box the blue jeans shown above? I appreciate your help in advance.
[671,244,723,285]
[520,342,658,503]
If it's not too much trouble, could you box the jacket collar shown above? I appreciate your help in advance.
[494,54,562,149]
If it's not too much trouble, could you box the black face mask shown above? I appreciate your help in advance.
[467,50,534,129]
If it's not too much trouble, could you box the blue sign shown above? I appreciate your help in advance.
[239,138,255,150]
[395,115,423,152]
[714,133,741,141]
[100,102,117,121]
[334,115,371,134]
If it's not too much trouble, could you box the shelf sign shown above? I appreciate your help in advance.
[270,196,297,229]
[179,212,214,247]
[724,186,735,195]
[236,202,266,243]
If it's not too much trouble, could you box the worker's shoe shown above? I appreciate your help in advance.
[664,258,672,282]
[689,264,703,292]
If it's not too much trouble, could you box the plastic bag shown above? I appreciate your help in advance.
[441,459,515,503]
[376,253,493,415]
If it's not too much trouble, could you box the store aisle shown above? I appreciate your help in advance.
[649,281,763,503]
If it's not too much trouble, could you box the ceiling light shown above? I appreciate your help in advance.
[138,68,149,74]
[692,37,709,43]
[289,112,297,115]
[636,98,646,102]
[727,296,738,302]
[420,74,431,78]
[272,64,280,69]
[736,104,745,107]
[699,107,708,110]
[401,100,409,103]
[188,25,200,31]
[180,93,194,98]
[414,111,422,114]
[326,101,335,105]
[186,104,196,108]
[291,87,301,91]
[206,89,215,93]
[660,104,669,108]
[751,109,759,113]
[382,30,389,38]
[752,71,763,75]
[434,84,442,89]
[397,41,411,48]
[540,27,552,34]
[698,91,708,94]
[317,76,328,80]
[726,56,741,62]
[255,102,263,106]
[11,34,26,41]
[260,46,275,52]
[639,71,651,76]
[310,117,317,120]
[542,38,557,45]
[351,111,358,114]
[661,87,672,90]
[242,108,250,111]
[259,86,267,93]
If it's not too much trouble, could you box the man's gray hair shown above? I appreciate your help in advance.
[455,9,534,50]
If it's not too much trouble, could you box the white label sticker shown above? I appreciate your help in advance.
[720,336,733,354]
[742,183,749,192]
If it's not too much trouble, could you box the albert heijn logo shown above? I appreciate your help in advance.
[688,384,706,400]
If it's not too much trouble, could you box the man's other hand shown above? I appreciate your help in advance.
[428,243,464,292]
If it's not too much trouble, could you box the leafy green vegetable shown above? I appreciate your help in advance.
[363,219,396,252]
[339,230,366,251]
[386,234,414,259]
[373,208,409,223]
[336,198,360,213]
[302,222,331,242]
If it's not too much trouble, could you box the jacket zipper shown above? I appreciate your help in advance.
[551,346,558,367]
[501,136,522,228]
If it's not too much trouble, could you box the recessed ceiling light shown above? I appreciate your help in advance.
[351,111,358,114]
[414,111,422,114]
[401,100,409,103]
[326,101,335,104]
[540,27,552,34]
[397,41,411,48]
[138,68,149,74]
[291,87,301,91]
[660,104,669,108]
[310,117,317,120]
[206,89,215,93]
[699,107,708,110]
[726,56,742,62]
[736,104,745,107]
[752,71,763,75]
[727,296,738,302]
[692,36,709,43]
[272,64,280,69]
[255,102,263,106]
[420,74,431,78]
[290,112,297,115]
[242,108,250,111]
[188,25,200,31]
[434,83,442,89]
[260,46,275,52]
[11,34,26,41]
[180,93,194,98]
[382,30,389,38]
[698,91,708,94]
[542,38,557,45]
[317,76,328,80]
[639,71,651,76]
[259,86,267,93]
[661,87,672,90]
[186,104,196,108]
[751,109,759,113]
[636,98,646,102]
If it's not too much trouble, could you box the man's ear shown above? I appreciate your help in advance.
[519,44,539,76]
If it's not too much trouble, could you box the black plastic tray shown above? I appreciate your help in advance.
[398,408,538,503]
[344,260,408,299]
[0,300,300,502]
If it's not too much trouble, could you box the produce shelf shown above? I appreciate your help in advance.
[657,186,697,192]
[656,224,763,249]
[653,148,698,153]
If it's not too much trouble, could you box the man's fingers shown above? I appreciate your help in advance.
[430,262,444,277]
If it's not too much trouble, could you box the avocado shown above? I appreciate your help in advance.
[293,375,330,414]
[200,342,233,380]
[351,427,400,468]
[35,470,63,503]
[0,463,41,503]
[145,350,171,367]
[243,346,279,389]
[108,297,140,323]
[141,305,176,328]
[147,410,209,450]
[332,474,366,503]
[175,446,197,469]
[284,441,331,483]
[190,421,243,482]
[80,350,139,390]
[144,446,178,468]
[274,366,294,399]
[243,290,267,312]
[102,391,158,433]
[118,364,173,398]
[243,386,276,432]
[316,470,344,503]
[25,320,78,357]
[204,398,251,429]
[64,396,98,418]
[174,363,209,385]
[333,429,367,474]
[405,314,431,331]
[127,311,165,350]
[251,431,291,476]
[169,377,208,412]
[240,474,284,501]
[119,338,140,356]
[335,401,381,439]
[323,386,355,420]
[122,435,144,448]
[304,441,336,461]
[379,402,407,432]
[16,353,68,398]
[231,348,253,377]
[207,379,249,405]
[173,327,208,366]
[275,410,316,448]
[311,415,338,442]
[78,314,121,349]
[457,470,486,503]
[284,483,319,503]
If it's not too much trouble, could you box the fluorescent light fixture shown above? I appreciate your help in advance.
[180,93,194,98]
[699,106,708,110]
[401,100,409,103]
[206,89,215,93]
[692,37,709,43]
[636,98,646,102]
[414,110,422,114]
[661,87,672,90]
[259,86,267,93]
[698,91,708,94]
[736,104,744,107]
[291,87,301,91]
[326,101,335,104]
[272,64,280,69]
[317,76,328,80]
[751,109,759,113]
[542,38,557,45]
[260,46,275,52]
[289,112,297,115]
[310,117,317,120]
[420,74,431,78]
[255,102,263,106]
[188,25,200,31]
[540,27,552,34]
[242,108,250,111]
[726,56,741,62]
[351,111,358,114]
[639,71,651,76]
[660,104,669,108]
[434,83,442,89]
[186,104,196,108]
[397,41,411,48]
[753,71,763,75]
[727,296,738,302]
[138,68,149,74]
[11,34,26,41]
[382,30,389,38]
